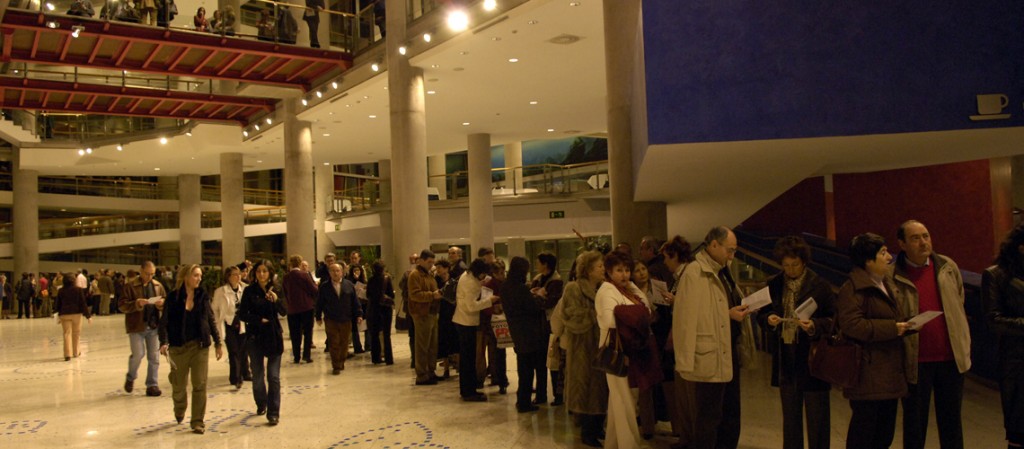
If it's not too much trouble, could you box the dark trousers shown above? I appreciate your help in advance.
[692,375,741,449]
[407,314,415,368]
[780,385,830,449]
[304,15,320,47]
[579,413,606,443]
[456,323,480,397]
[17,299,30,318]
[515,349,547,409]
[351,307,365,352]
[902,360,964,449]
[478,330,508,387]
[286,310,314,362]
[847,399,898,449]
[248,342,282,419]
[225,325,250,384]
[368,307,394,364]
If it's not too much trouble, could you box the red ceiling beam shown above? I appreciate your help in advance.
[1,29,13,61]
[3,101,246,126]
[148,99,166,114]
[191,49,218,74]
[240,55,268,78]
[114,41,133,66]
[168,101,186,115]
[166,47,189,71]
[127,98,143,113]
[0,77,277,110]
[262,58,292,80]
[29,29,40,59]
[215,52,244,76]
[40,91,50,107]
[285,60,318,82]
[58,35,72,61]
[85,94,98,109]
[142,43,164,69]
[87,36,104,63]
[63,92,75,108]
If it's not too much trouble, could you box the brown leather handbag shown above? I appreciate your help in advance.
[808,320,862,388]
[593,328,628,377]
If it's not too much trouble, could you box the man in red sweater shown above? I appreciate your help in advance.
[891,220,972,449]
[283,255,319,364]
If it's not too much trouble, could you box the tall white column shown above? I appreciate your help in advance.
[179,174,202,264]
[284,99,316,263]
[468,133,494,256]
[503,141,523,193]
[377,159,394,272]
[604,0,666,247]
[220,153,245,267]
[507,237,526,260]
[315,163,336,262]
[12,147,38,280]
[387,0,429,274]
[427,154,447,200]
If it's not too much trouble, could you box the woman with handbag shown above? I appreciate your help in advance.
[596,252,655,449]
[757,236,835,449]
[237,259,287,426]
[836,233,911,449]
[561,250,609,448]
[366,260,396,365]
[983,224,1024,449]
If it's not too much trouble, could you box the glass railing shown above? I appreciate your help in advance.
[429,160,610,200]
[38,176,167,199]
[41,245,284,267]
[200,185,285,206]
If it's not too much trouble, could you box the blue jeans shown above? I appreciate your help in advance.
[127,328,160,387]
[248,341,282,418]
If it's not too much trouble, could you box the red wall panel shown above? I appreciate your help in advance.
[742,177,828,237]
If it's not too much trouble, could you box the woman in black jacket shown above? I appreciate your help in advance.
[366,260,395,365]
[983,224,1024,449]
[237,259,286,425]
[158,264,223,434]
[55,273,91,361]
[501,256,549,413]
[756,236,836,449]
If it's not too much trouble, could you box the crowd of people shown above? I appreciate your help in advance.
[5,218,1024,448]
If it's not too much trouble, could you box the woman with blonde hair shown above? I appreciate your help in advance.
[561,250,609,447]
[158,264,223,434]
[212,265,249,389]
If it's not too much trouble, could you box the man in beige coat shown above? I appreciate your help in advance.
[891,220,971,449]
[674,226,750,449]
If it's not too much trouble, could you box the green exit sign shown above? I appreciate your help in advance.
[549,211,565,219]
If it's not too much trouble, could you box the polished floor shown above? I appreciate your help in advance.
[0,315,1007,448]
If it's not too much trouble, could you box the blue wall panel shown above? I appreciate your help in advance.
[643,1,1024,145]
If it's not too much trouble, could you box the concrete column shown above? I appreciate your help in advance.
[179,174,202,264]
[503,142,523,193]
[315,163,336,261]
[507,237,526,261]
[604,0,666,248]
[284,99,316,263]
[220,153,245,267]
[468,133,494,256]
[427,154,447,200]
[12,147,38,280]
[377,160,394,273]
[378,159,392,205]
[386,0,429,275]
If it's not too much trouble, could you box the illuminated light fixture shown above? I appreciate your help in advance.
[154,168,161,171]
[85,147,93,154]
[46,20,58,29]
[462,122,470,126]
[423,33,432,43]
[529,100,538,105]
[185,131,192,137]
[371,62,380,72]
[45,2,55,11]
[159,137,168,144]
[368,115,377,118]
[322,133,330,137]
[12,69,18,74]
[398,46,407,56]
[315,90,323,98]
[265,117,272,125]
[427,90,436,95]
[301,98,308,106]
[570,1,580,6]
[71,25,84,38]
[254,124,260,131]
[323,162,330,166]
[483,0,497,11]
[331,81,338,89]
[116,144,123,151]
[447,9,469,32]
[547,128,555,132]
[243,130,249,137]
[77,149,85,156]
[508,58,519,63]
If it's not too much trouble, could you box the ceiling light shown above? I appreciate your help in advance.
[462,122,470,126]
[427,90,436,95]
[323,162,330,166]
[243,130,249,137]
[371,62,380,72]
[322,133,331,137]
[116,144,123,151]
[71,25,84,38]
[257,160,262,163]
[154,168,161,171]
[460,51,469,55]
[315,91,323,98]
[527,20,539,25]
[266,117,272,125]
[254,124,260,131]
[569,1,580,6]
[78,149,85,156]
[301,98,308,106]
[483,0,497,11]
[430,64,440,69]
[529,100,538,105]
[331,81,338,89]
[159,137,168,144]
[46,20,58,29]
[85,148,92,154]
[491,37,501,41]
[447,10,470,32]
[398,46,407,55]
[423,33,432,43]
[45,2,55,10]
[185,131,192,136]
[508,58,519,63]
[547,128,555,132]
[368,115,377,118]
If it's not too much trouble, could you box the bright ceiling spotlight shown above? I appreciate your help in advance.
[423,33,432,43]
[254,124,260,131]
[45,20,58,29]
[315,90,323,98]
[243,130,249,137]
[71,25,84,38]
[265,117,272,125]
[447,9,469,32]
[483,0,497,11]
[45,2,55,11]
[301,98,308,106]
[77,149,85,156]
[116,144,123,151]
[159,137,168,144]
[371,62,380,72]
[85,148,93,154]
[331,81,338,89]
[185,131,192,136]
[398,46,407,56]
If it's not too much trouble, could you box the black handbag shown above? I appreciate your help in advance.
[593,328,628,377]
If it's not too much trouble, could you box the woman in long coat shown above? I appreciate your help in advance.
[983,224,1024,449]
[560,250,609,448]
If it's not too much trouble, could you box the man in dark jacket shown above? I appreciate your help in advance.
[501,256,549,412]
[119,261,167,396]
[283,255,318,364]
[316,263,362,374]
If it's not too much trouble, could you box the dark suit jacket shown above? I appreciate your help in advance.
[316,279,362,323]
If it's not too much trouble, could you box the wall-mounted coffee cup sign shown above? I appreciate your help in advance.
[970,93,1011,121]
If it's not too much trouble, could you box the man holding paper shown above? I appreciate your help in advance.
[891,220,971,449]
[674,226,749,449]
[757,236,836,449]
[119,261,167,397]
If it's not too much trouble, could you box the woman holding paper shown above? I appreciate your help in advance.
[757,236,836,449]
[237,259,287,425]
[835,233,910,449]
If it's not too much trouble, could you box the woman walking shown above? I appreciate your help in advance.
[158,264,223,434]
[238,259,286,425]
[55,273,91,361]
[212,265,250,388]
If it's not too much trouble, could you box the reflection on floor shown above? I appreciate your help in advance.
[0,316,1006,448]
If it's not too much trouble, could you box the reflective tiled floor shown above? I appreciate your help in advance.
[0,316,1006,448]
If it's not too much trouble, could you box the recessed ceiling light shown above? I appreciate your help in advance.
[431,64,440,68]
[243,130,249,137]
[185,131,192,136]
[77,149,85,156]
[460,51,469,55]
[462,122,470,126]
[447,10,470,32]
[423,33,432,43]
[398,46,407,55]
[491,37,501,41]
[301,98,308,106]
[85,148,92,154]
[331,81,338,89]
[529,100,538,105]
[508,58,519,63]
[266,117,272,125]
[369,115,377,118]
[154,168,161,171]
[483,0,497,11]
[371,62,380,71]
[547,128,555,132]
[569,1,580,6]
[159,137,168,144]
[363,95,369,99]
[116,144,123,151]
[254,124,260,131]
[329,112,334,115]
[323,133,331,137]
[316,91,323,98]
[323,162,330,166]
[527,20,539,25]
[427,90,436,95]
[45,2,55,10]
[257,160,263,163]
